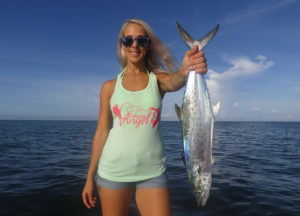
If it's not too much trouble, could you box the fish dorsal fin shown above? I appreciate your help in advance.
[175,103,182,120]
[213,101,220,118]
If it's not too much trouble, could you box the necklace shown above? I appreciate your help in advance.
[122,68,149,82]
[125,72,141,82]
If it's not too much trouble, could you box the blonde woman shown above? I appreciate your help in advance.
[82,19,207,216]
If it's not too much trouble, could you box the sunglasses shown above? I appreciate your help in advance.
[121,36,150,47]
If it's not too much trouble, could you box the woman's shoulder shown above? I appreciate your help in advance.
[152,69,170,80]
[100,78,117,98]
[103,78,117,87]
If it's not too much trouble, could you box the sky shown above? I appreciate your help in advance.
[0,0,299,121]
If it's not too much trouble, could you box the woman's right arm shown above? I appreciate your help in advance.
[82,80,115,209]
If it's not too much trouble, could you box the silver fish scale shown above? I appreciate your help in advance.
[181,71,214,206]
[183,71,213,166]
[175,20,219,206]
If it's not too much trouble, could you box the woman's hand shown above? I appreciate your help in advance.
[156,45,208,93]
[179,45,207,78]
[82,178,97,209]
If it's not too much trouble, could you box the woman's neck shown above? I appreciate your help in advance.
[126,62,147,75]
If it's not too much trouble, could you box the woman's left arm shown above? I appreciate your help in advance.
[157,45,207,93]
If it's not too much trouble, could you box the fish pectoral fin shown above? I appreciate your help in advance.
[174,104,182,120]
[213,101,220,118]
[181,152,186,168]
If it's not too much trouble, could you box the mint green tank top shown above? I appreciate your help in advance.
[97,69,166,182]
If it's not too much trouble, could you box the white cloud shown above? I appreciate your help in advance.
[161,113,171,117]
[208,55,273,81]
[252,107,261,111]
[251,107,278,113]
[291,86,300,91]
[205,55,274,120]
[206,55,273,103]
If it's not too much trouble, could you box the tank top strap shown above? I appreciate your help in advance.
[116,68,156,94]
[119,67,126,80]
[149,71,157,86]
[119,67,150,80]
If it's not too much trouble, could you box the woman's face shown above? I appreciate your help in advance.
[122,24,148,66]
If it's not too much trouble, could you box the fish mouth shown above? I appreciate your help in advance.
[195,190,209,207]
[194,178,211,207]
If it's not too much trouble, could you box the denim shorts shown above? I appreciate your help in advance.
[95,172,168,189]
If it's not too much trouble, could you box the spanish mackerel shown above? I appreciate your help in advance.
[175,21,220,207]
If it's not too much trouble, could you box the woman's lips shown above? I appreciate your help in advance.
[129,50,141,57]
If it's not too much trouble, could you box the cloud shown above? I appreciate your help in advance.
[251,107,278,113]
[206,55,273,102]
[208,55,273,82]
[252,106,261,111]
[291,86,300,91]
[161,113,172,118]
[222,0,298,24]
[205,55,274,120]
[234,102,239,107]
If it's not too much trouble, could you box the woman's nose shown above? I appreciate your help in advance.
[132,40,138,47]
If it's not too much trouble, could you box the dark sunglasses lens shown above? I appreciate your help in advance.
[137,37,149,47]
[122,37,133,47]
[121,36,149,47]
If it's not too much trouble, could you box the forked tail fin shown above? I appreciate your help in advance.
[176,21,219,51]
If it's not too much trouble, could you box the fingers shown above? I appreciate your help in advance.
[190,50,205,61]
[88,193,97,208]
[82,192,92,209]
[189,63,207,74]
[188,51,207,74]
[182,47,207,75]
[188,45,199,56]
[82,191,97,209]
[187,49,206,64]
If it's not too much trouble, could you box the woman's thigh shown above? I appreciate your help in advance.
[97,185,132,216]
[135,187,172,216]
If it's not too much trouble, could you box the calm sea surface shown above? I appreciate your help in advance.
[0,120,299,216]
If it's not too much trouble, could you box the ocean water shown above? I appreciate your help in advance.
[0,120,299,216]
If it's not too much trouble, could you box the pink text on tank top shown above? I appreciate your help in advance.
[112,102,160,128]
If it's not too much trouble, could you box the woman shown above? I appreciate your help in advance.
[82,18,207,216]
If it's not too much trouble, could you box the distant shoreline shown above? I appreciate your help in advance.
[0,119,299,123]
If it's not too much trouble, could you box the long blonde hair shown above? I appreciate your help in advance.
[117,18,177,73]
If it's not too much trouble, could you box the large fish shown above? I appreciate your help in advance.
[175,21,220,207]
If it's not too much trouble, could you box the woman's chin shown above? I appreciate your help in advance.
[127,57,144,65]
